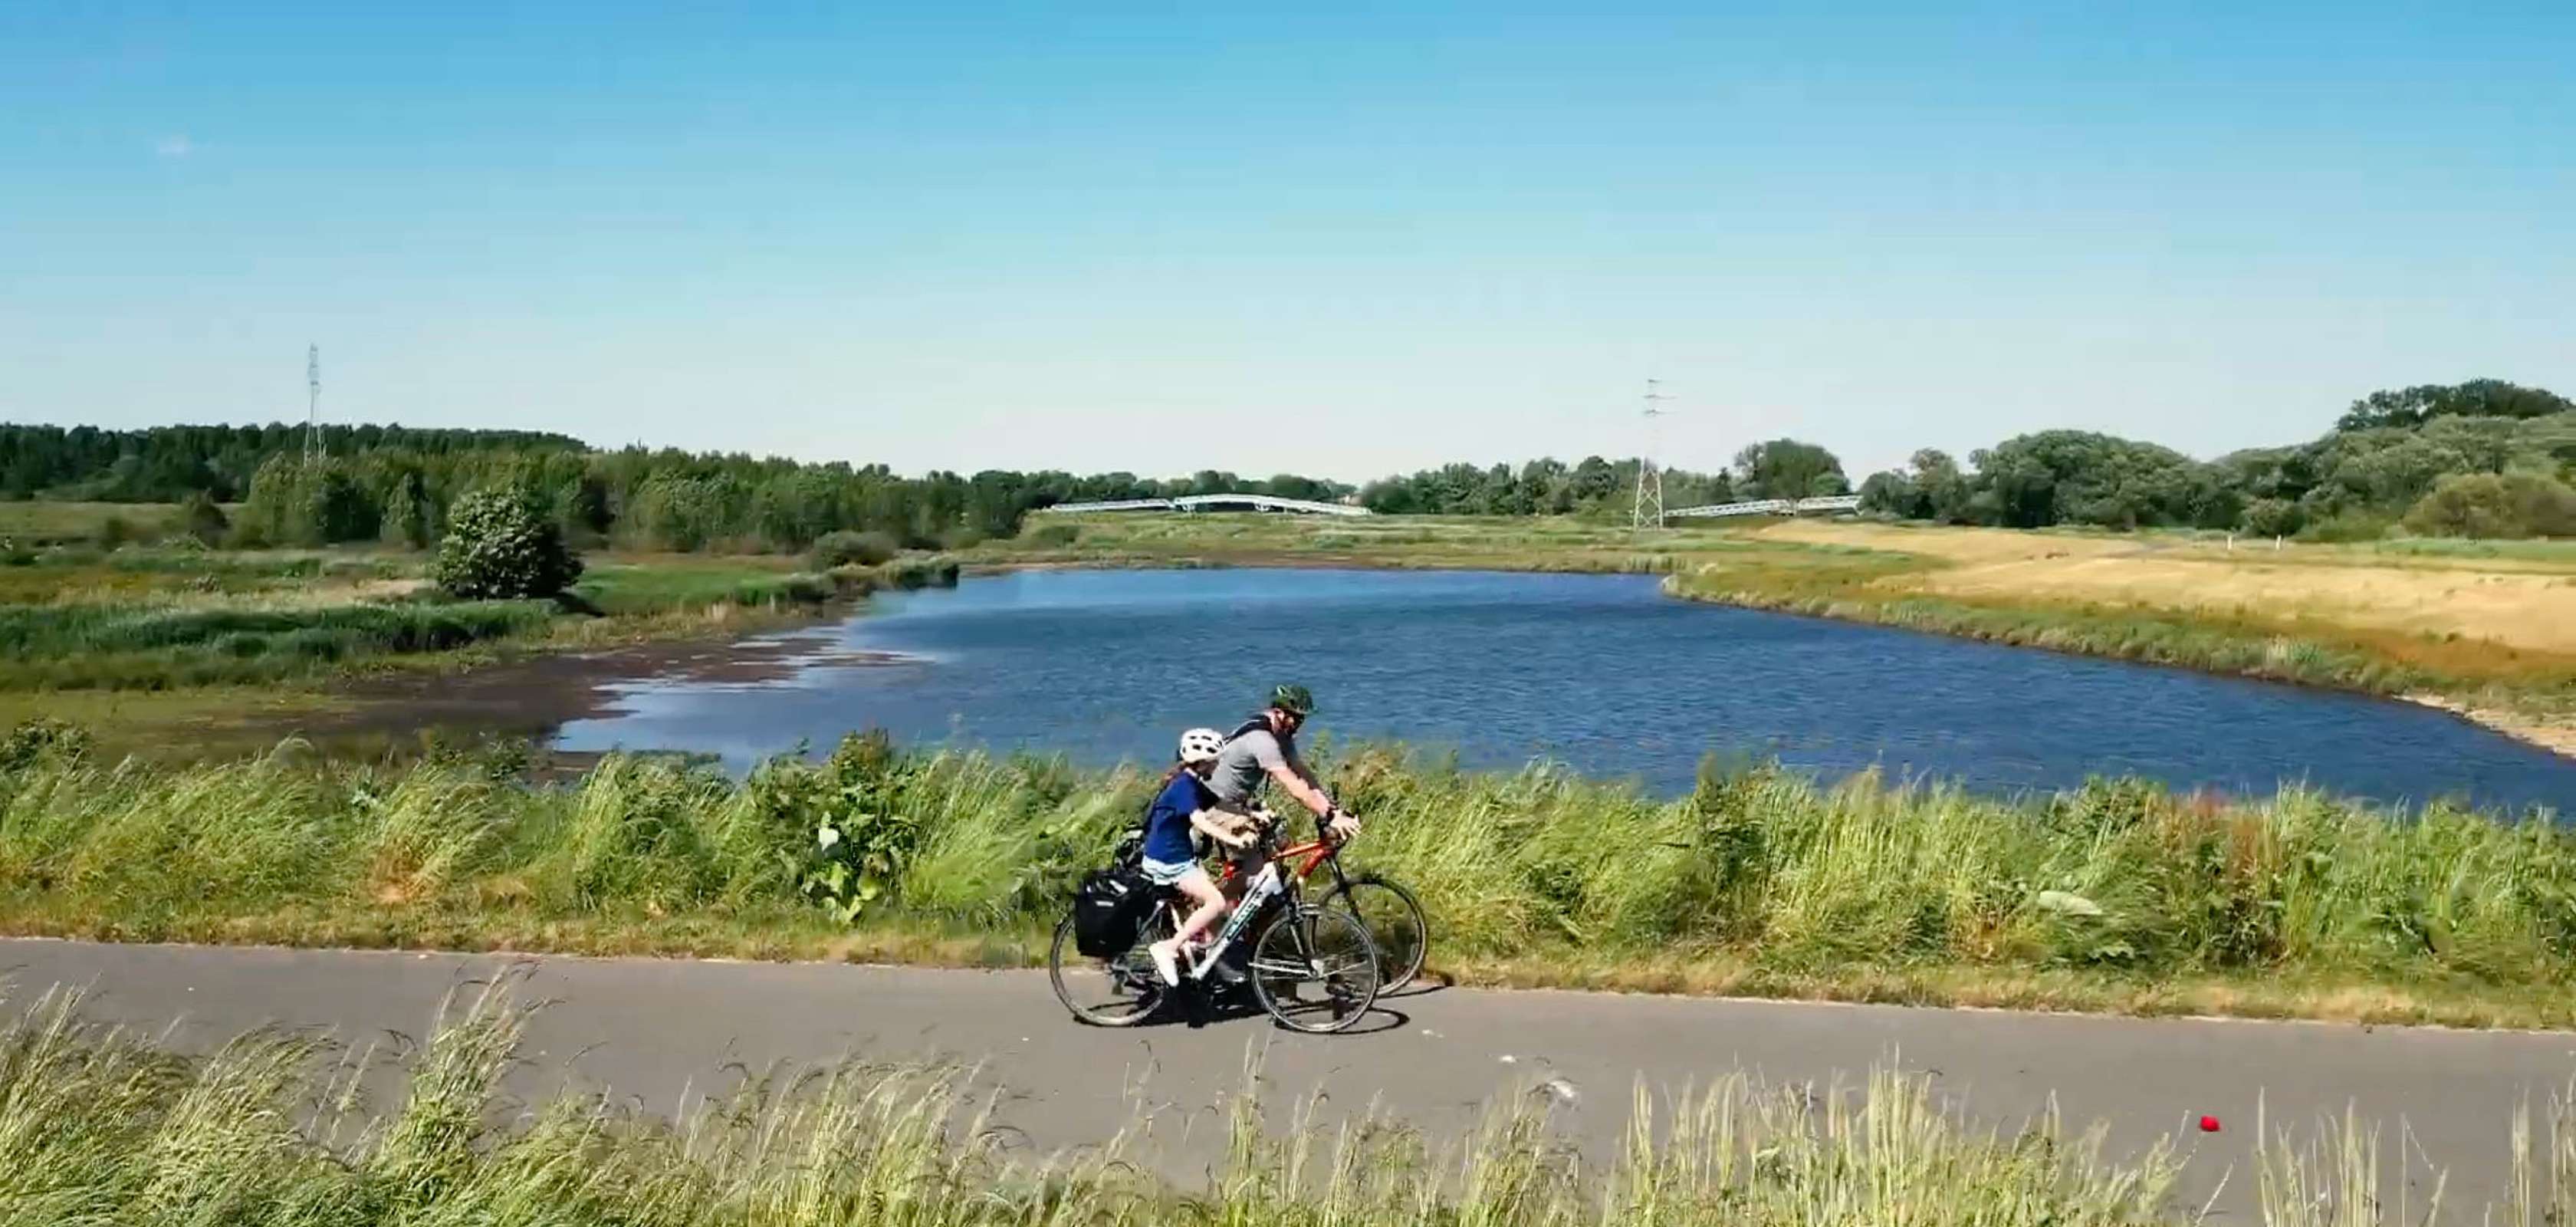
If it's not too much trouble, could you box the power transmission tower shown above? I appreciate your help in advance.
[304,344,322,464]
[1631,379,1672,528]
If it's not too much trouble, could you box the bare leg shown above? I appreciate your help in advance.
[1149,868,1227,982]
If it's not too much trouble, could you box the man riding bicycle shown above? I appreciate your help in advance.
[1208,683,1362,874]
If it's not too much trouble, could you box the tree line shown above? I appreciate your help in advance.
[8,377,2570,549]
[1354,439,1849,515]
[0,424,586,503]
[222,449,1378,552]
[1858,380,2576,539]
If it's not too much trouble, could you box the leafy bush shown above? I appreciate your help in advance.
[0,718,90,772]
[2403,472,2576,539]
[747,730,925,922]
[178,491,229,546]
[2239,497,2302,538]
[435,487,583,599]
[809,529,898,569]
[878,555,961,590]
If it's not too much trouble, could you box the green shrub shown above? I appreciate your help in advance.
[746,730,925,922]
[2239,497,2302,538]
[178,491,229,546]
[435,487,583,599]
[2403,472,2576,539]
[878,555,961,590]
[1024,522,1080,548]
[809,528,898,569]
[0,718,90,772]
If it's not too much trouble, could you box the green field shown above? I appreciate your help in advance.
[0,499,190,546]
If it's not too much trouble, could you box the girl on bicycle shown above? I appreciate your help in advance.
[1142,727,1254,986]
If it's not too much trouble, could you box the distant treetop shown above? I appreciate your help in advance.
[2335,380,2574,433]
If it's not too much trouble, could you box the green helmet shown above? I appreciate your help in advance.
[1267,683,1316,716]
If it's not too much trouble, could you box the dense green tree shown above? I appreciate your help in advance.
[235,456,382,546]
[1731,439,1848,500]
[1967,431,2206,530]
[2239,498,2303,538]
[2402,472,2576,539]
[436,487,584,598]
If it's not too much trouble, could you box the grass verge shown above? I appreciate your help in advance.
[2,732,2569,1030]
[7,980,2576,1224]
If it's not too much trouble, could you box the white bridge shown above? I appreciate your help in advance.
[1037,492,1858,520]
[1667,495,1862,519]
[1034,493,1372,517]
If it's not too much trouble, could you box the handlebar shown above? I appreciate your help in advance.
[1244,807,1357,855]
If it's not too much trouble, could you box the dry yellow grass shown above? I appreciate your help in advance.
[1755,521,2576,655]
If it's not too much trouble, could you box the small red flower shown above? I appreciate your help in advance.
[2198,1115,2222,1133]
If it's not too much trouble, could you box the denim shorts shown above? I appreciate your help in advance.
[1140,855,1199,887]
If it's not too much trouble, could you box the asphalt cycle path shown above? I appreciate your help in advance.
[6,938,2572,1217]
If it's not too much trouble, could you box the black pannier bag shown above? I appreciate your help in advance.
[1073,866,1155,957]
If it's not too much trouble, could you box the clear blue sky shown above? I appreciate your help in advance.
[3,3,2570,481]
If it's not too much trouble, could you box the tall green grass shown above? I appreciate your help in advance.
[7,982,2576,1225]
[573,554,955,616]
[0,600,560,689]
[1,733,2569,1024]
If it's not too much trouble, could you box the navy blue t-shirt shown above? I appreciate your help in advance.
[1142,771,1216,864]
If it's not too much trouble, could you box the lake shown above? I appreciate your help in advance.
[554,568,2576,811]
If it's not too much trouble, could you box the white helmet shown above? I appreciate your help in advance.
[1177,727,1226,765]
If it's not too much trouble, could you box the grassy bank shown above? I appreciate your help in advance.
[0,535,961,755]
[977,514,2576,754]
[3,730,2570,1028]
[6,984,2573,1226]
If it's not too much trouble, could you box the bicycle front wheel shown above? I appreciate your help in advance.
[1321,873,1428,993]
[1247,904,1380,1034]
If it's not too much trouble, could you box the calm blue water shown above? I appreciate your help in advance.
[554,568,2576,811]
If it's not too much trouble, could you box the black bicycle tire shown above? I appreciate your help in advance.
[1320,874,1428,993]
[1247,904,1380,1034]
[1047,910,1171,1028]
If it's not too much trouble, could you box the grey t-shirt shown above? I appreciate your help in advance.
[1208,727,1307,808]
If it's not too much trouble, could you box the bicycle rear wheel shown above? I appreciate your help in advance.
[1048,908,1174,1027]
[1247,904,1380,1034]
[1321,873,1428,993]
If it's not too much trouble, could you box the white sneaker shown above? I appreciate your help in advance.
[1148,942,1181,987]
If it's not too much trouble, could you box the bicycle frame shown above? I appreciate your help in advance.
[1214,827,1351,896]
[1166,824,1345,982]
